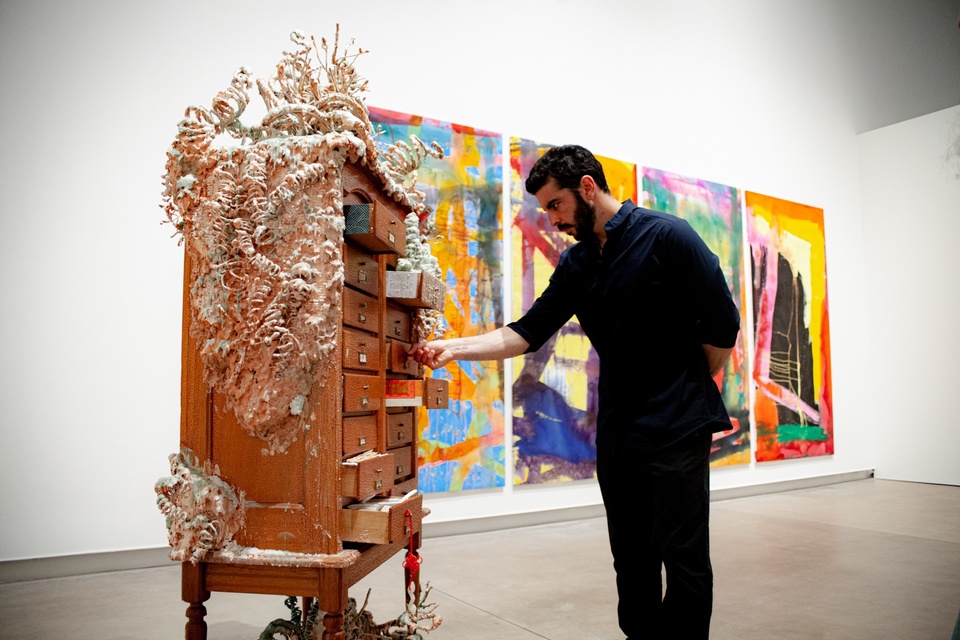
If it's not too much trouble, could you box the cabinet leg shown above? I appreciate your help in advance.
[182,563,210,640]
[320,611,344,640]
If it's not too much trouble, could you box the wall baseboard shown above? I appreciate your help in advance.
[0,470,874,584]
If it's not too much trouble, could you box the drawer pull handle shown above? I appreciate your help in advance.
[360,302,367,308]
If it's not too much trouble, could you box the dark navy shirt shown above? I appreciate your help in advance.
[507,200,740,452]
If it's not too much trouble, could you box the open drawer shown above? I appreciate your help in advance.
[342,452,394,501]
[342,492,423,545]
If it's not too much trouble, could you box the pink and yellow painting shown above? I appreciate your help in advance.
[746,191,834,461]
[509,137,638,484]
[369,106,505,491]
[642,168,751,466]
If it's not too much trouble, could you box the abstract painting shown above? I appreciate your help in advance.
[746,191,834,461]
[642,168,751,466]
[370,106,505,491]
[509,137,638,484]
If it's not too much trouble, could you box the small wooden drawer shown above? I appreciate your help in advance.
[343,414,378,457]
[343,244,379,297]
[342,493,423,545]
[344,202,406,256]
[389,445,415,480]
[343,328,381,372]
[343,374,382,413]
[386,271,446,311]
[342,452,394,501]
[385,305,412,342]
[343,287,380,333]
[387,411,414,448]
[424,377,449,410]
[387,339,423,376]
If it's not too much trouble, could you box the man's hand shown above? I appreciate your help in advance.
[407,327,530,370]
[407,341,453,370]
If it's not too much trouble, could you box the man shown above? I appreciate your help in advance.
[409,145,740,639]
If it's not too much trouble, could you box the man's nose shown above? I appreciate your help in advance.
[547,211,560,227]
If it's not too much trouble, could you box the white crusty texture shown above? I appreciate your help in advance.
[160,29,443,453]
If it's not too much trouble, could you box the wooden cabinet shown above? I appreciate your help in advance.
[177,160,443,640]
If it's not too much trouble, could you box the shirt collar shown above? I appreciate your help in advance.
[602,199,637,249]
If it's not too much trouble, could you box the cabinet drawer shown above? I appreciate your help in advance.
[344,202,406,256]
[343,374,382,413]
[343,328,381,372]
[343,244,379,296]
[343,287,380,333]
[387,339,422,376]
[424,377,449,410]
[389,445,415,480]
[385,305,412,342]
[342,453,394,501]
[387,411,414,448]
[343,414,378,457]
[342,493,423,545]
[385,270,446,311]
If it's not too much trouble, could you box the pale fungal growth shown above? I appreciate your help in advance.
[160,27,445,453]
[396,211,446,342]
[155,448,246,564]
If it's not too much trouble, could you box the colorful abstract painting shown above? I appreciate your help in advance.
[509,137,638,484]
[642,168,751,466]
[746,192,834,461]
[369,106,505,491]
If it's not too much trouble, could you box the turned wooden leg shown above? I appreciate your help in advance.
[182,562,210,640]
[320,611,344,640]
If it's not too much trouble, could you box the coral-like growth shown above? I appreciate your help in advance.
[160,28,444,453]
[259,585,442,640]
[155,448,246,564]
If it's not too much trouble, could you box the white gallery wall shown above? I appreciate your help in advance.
[1,0,958,563]
[858,105,960,486]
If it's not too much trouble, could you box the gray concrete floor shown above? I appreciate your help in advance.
[1,478,958,639]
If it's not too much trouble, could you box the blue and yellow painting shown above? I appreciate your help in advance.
[369,106,505,491]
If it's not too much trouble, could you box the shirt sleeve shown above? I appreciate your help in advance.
[662,218,741,349]
[506,250,578,353]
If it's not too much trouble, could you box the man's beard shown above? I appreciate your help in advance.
[572,190,597,241]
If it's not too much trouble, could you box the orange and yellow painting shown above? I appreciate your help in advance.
[746,192,834,461]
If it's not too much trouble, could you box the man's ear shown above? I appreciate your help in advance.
[579,175,597,200]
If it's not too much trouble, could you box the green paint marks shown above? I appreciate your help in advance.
[777,424,828,442]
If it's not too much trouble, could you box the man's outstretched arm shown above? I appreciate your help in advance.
[409,327,530,370]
